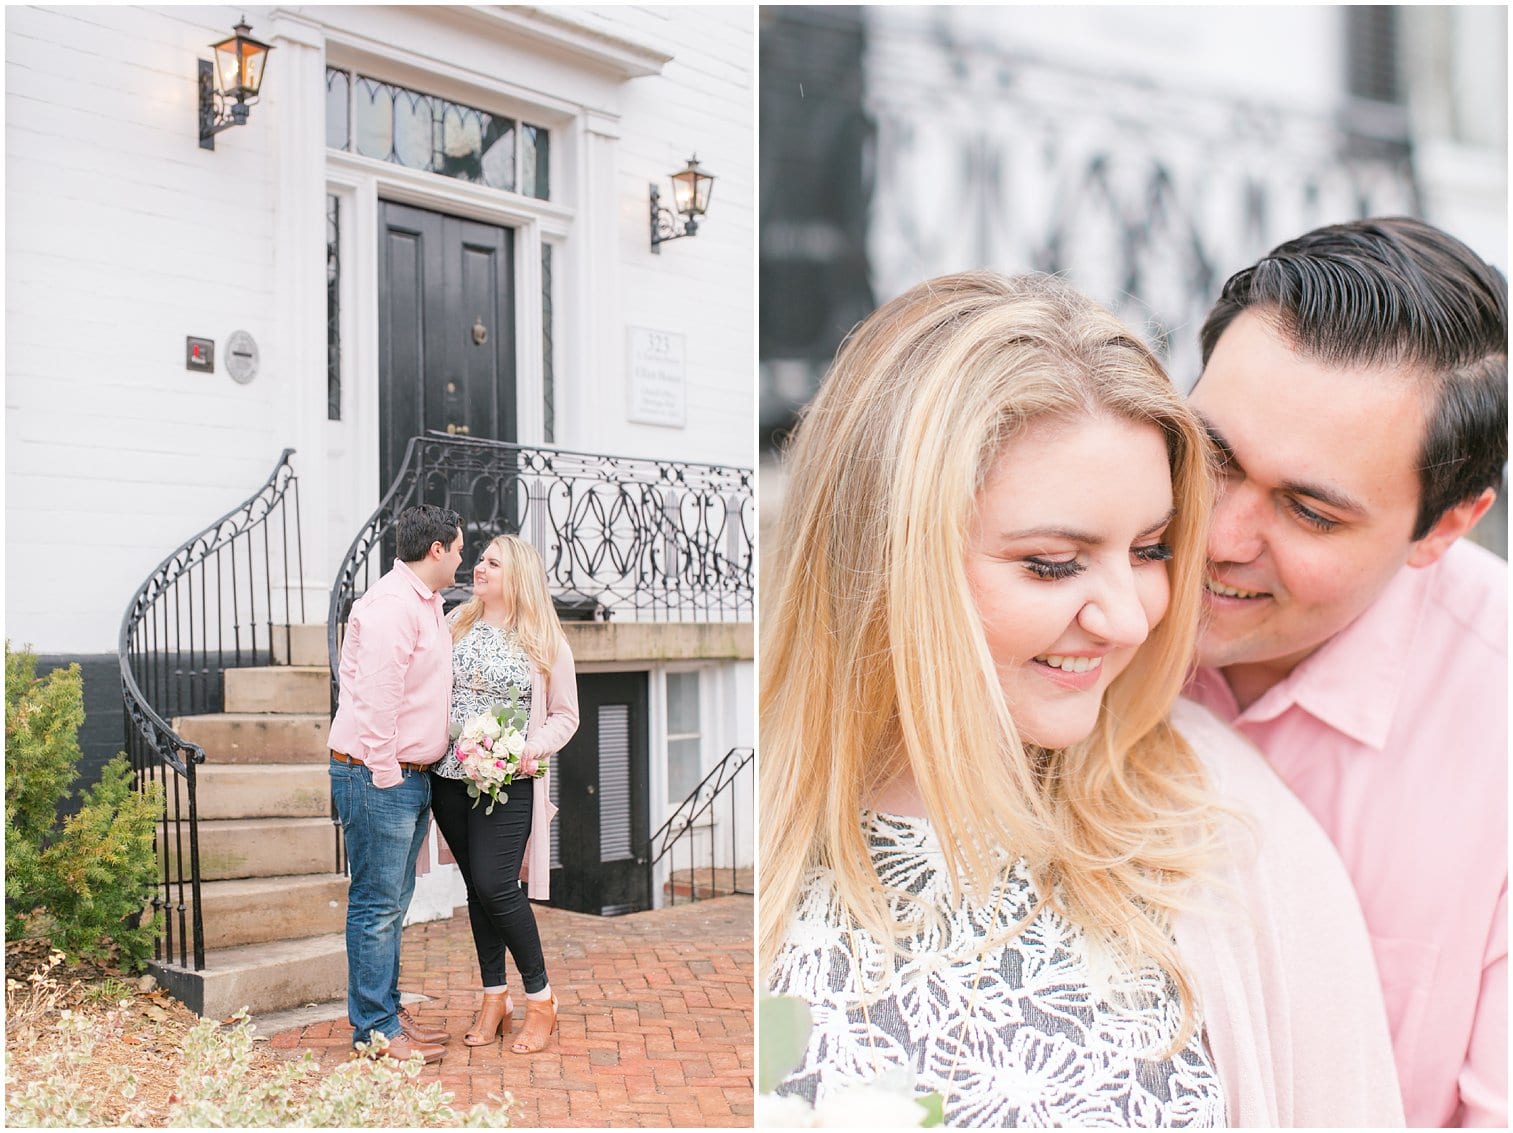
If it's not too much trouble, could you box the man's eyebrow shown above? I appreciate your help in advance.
[1282,478,1367,516]
[1197,414,1367,517]
[1197,416,1235,465]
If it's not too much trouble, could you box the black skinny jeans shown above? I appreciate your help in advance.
[430,773,548,994]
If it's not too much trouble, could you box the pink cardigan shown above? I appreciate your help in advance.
[1172,697,1404,1126]
[516,637,579,902]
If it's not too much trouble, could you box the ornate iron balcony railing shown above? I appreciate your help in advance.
[118,450,306,971]
[329,433,754,707]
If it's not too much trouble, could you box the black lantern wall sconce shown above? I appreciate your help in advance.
[198,17,273,150]
[649,156,716,253]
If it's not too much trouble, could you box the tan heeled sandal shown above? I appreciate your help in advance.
[463,990,514,1047]
[510,993,558,1054]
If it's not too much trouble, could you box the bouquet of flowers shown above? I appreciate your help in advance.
[449,687,542,815]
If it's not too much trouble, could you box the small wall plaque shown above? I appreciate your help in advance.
[186,337,214,372]
[627,327,686,428]
[225,330,260,385]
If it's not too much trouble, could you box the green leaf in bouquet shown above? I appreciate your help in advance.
[757,993,812,1094]
[915,1092,945,1127]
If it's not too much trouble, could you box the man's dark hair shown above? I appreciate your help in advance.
[395,504,463,563]
[1200,216,1507,540]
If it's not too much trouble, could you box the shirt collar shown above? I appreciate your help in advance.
[392,558,440,601]
[1223,560,1432,751]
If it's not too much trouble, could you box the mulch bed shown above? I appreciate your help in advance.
[4,938,308,1126]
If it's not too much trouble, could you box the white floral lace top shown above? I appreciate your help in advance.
[767,811,1226,1127]
[433,620,534,780]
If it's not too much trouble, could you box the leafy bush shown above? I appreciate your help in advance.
[5,643,161,967]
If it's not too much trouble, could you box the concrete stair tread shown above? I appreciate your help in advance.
[193,816,334,832]
[190,873,347,951]
[233,665,330,675]
[204,931,342,966]
[151,933,348,1018]
[194,762,328,776]
[179,711,330,724]
[223,667,330,714]
[170,713,332,765]
[198,872,345,897]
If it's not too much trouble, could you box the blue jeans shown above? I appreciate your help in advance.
[330,760,431,1048]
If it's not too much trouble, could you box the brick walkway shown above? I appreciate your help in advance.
[267,896,754,1128]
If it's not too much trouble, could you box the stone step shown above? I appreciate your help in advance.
[160,817,338,881]
[663,866,753,901]
[223,666,329,714]
[173,713,331,764]
[270,624,330,668]
[150,932,347,1020]
[166,764,330,820]
[189,874,348,950]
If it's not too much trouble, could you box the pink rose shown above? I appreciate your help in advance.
[494,760,506,769]
[482,737,493,751]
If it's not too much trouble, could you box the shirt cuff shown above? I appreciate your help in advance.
[369,762,402,789]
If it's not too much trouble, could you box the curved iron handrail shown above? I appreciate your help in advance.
[118,448,305,971]
[650,746,754,905]
[327,435,431,712]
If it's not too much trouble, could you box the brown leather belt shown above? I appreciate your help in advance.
[330,750,430,774]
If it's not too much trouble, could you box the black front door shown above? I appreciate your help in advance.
[378,199,516,497]
[548,672,652,916]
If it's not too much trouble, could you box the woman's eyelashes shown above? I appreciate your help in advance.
[1025,557,1083,580]
[1134,540,1173,563]
[1023,541,1172,581]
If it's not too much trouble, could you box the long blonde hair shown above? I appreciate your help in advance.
[759,272,1220,1042]
[450,534,563,680]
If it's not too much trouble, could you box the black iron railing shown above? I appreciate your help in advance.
[327,434,754,882]
[118,450,305,970]
[649,746,754,905]
[329,433,754,706]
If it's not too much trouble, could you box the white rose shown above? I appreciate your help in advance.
[477,714,503,740]
[503,731,527,756]
[812,1081,928,1128]
[755,1093,818,1128]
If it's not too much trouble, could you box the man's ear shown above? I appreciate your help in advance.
[1406,487,1496,568]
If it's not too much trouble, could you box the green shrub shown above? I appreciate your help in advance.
[5,643,161,968]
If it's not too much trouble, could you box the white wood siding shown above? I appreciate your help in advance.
[6,4,755,654]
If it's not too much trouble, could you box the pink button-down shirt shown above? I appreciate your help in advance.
[1188,538,1507,1128]
[327,559,452,789]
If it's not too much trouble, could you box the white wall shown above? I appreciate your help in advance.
[5,4,756,654]
[595,5,755,469]
[7,5,287,653]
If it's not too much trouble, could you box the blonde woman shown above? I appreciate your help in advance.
[760,273,1402,1126]
[429,534,578,1054]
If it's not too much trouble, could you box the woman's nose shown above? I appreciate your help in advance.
[1077,570,1152,648]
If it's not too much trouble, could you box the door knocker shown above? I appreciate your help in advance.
[472,318,488,346]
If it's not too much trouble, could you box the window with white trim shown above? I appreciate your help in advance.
[666,671,703,805]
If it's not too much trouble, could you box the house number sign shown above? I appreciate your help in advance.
[627,327,686,428]
[225,330,260,385]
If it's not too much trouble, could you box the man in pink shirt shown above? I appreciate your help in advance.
[1185,217,1507,1126]
[328,503,463,1063]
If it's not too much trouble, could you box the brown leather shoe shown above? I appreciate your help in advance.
[354,1031,445,1064]
[398,1005,451,1045]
